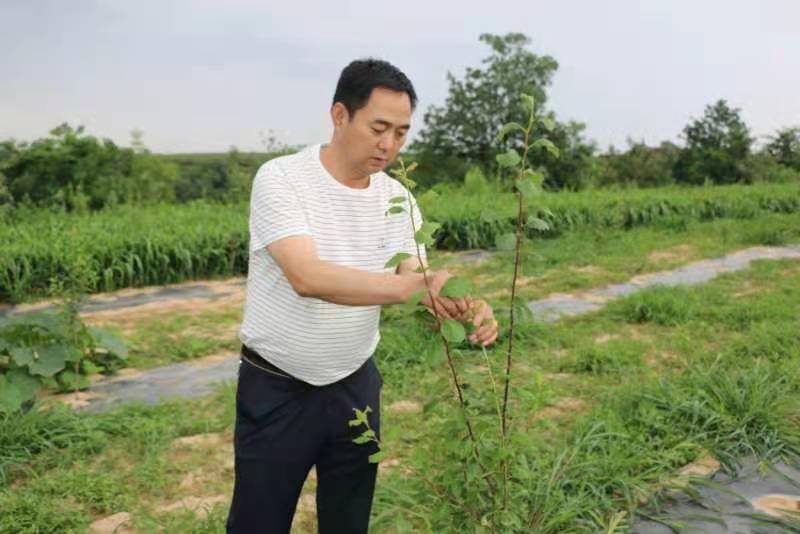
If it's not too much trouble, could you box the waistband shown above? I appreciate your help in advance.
[240,345,304,382]
[239,344,373,388]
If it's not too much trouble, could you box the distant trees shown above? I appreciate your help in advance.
[410,32,596,190]
[599,140,681,188]
[0,125,274,212]
[765,127,800,171]
[0,124,178,211]
[674,99,753,185]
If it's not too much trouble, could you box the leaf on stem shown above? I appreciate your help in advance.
[521,94,536,116]
[515,178,540,198]
[386,206,406,216]
[414,221,441,246]
[441,319,466,343]
[89,327,128,359]
[440,277,472,299]
[384,252,413,269]
[495,149,521,168]
[532,138,560,158]
[495,121,526,142]
[388,196,407,205]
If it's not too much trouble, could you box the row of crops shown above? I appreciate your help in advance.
[1,182,799,302]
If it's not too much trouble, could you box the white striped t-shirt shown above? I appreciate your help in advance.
[238,143,426,385]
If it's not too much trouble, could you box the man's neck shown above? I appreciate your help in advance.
[320,143,371,190]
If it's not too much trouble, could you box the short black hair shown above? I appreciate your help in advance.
[332,59,417,119]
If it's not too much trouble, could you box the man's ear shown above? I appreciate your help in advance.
[331,102,349,130]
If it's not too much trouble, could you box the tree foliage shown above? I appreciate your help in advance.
[0,124,178,211]
[674,100,753,185]
[764,127,800,171]
[600,140,680,188]
[411,33,595,190]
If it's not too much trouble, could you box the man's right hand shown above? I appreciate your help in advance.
[420,270,468,320]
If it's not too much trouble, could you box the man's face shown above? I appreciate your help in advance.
[336,87,412,175]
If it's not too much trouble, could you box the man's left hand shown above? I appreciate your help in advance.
[465,297,498,347]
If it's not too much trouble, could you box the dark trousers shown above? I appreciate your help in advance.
[226,346,382,534]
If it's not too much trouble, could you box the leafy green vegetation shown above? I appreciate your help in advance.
[3,182,799,303]
[2,256,799,532]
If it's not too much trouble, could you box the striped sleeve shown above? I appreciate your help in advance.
[248,162,311,253]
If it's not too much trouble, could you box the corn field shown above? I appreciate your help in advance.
[1,182,799,303]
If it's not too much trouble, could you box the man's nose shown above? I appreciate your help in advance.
[377,132,395,152]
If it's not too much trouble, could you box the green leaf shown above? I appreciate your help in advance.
[495,233,517,251]
[388,196,407,204]
[368,451,385,464]
[540,117,556,132]
[9,346,35,367]
[495,149,521,168]
[406,290,425,306]
[495,122,525,142]
[412,308,435,326]
[533,138,560,158]
[515,178,540,197]
[385,206,406,215]
[81,360,101,375]
[526,216,550,231]
[348,418,361,428]
[89,327,128,360]
[406,161,418,173]
[440,277,472,299]
[28,345,70,377]
[521,94,536,115]
[58,370,90,391]
[0,375,25,413]
[353,435,371,445]
[413,222,440,247]
[419,221,441,236]
[6,368,40,402]
[523,169,545,187]
[441,320,466,343]
[384,252,413,269]
[414,230,434,246]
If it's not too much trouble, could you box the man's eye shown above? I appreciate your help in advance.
[372,128,386,134]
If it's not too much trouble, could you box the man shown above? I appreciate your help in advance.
[227,58,498,534]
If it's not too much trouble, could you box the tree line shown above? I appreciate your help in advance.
[1,33,798,214]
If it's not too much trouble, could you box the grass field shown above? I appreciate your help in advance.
[2,214,799,531]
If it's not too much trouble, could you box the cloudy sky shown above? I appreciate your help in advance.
[1,0,798,153]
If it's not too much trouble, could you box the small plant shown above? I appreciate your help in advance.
[354,93,561,531]
[0,258,127,413]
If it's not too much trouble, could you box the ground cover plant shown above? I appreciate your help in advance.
[0,260,127,413]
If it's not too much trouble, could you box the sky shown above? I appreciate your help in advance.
[1,0,798,153]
